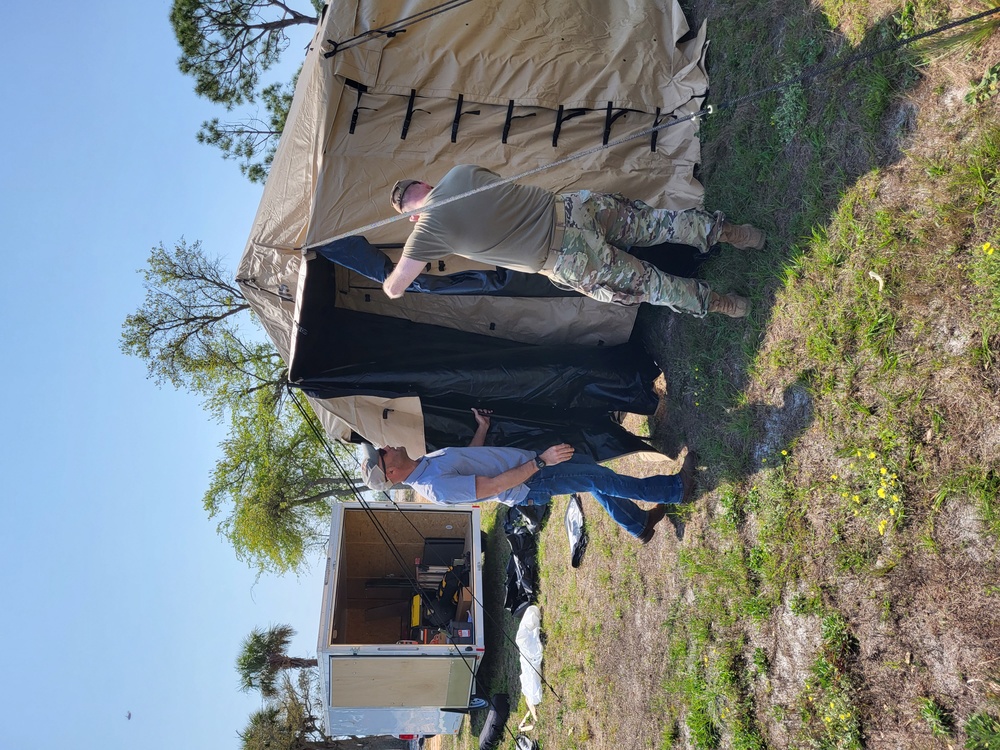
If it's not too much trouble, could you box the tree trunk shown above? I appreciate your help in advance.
[289,487,364,507]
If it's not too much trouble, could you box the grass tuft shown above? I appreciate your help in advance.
[965,711,1000,750]
[917,696,953,738]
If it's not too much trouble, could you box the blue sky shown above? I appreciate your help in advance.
[0,3,324,749]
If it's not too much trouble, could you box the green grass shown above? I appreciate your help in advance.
[795,610,863,749]
[965,711,1000,750]
[660,628,767,750]
[917,696,954,738]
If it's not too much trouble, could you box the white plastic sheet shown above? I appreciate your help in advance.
[516,605,544,707]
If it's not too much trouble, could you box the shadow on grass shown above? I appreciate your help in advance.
[637,1,923,485]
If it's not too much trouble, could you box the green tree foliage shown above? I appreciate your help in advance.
[171,0,319,107]
[120,239,283,409]
[205,385,363,576]
[197,75,296,183]
[237,625,317,697]
[239,671,405,750]
[122,241,361,575]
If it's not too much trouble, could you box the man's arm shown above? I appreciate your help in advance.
[383,256,427,299]
[474,443,575,500]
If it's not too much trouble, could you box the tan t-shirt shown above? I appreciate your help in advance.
[402,165,556,273]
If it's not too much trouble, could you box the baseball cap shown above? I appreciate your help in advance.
[359,443,392,491]
[390,179,420,213]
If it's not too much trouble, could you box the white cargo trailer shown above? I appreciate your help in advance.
[317,502,486,738]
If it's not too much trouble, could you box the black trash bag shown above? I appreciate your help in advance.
[505,504,548,535]
[478,693,510,750]
[503,525,538,616]
[564,494,588,568]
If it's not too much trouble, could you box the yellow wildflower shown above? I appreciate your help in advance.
[889,507,896,516]
[856,450,862,457]
[878,488,887,499]
[782,450,788,455]
[853,495,860,503]
[831,474,838,480]
[868,452,877,459]
[878,519,888,535]
[891,494,900,502]
[880,467,888,475]
[986,242,995,255]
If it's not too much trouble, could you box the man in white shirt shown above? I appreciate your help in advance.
[361,409,695,545]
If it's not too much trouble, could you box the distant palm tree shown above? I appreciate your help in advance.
[237,624,318,697]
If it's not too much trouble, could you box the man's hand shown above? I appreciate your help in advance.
[472,408,492,430]
[383,256,428,299]
[468,408,493,447]
[540,443,574,466]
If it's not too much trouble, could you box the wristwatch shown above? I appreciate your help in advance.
[533,456,546,469]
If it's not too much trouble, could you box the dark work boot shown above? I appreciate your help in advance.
[638,505,667,545]
[679,450,699,503]
[708,291,750,318]
[718,221,766,250]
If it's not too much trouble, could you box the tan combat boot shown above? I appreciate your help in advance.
[718,220,766,250]
[708,291,750,318]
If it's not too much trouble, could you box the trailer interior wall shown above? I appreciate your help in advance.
[327,508,474,646]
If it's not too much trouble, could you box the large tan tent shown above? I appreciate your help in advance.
[238,0,710,460]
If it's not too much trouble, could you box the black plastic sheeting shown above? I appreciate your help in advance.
[292,239,712,459]
[503,508,538,618]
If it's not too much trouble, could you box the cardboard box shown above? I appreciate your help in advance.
[455,586,473,622]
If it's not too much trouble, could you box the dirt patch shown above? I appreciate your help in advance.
[832,508,1000,747]
[749,384,814,465]
[750,601,824,747]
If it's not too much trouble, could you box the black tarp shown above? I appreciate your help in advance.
[292,239,710,459]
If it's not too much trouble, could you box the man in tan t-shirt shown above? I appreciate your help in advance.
[383,165,763,318]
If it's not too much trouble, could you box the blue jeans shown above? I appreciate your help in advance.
[521,455,683,538]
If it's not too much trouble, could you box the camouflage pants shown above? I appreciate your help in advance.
[550,191,722,316]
